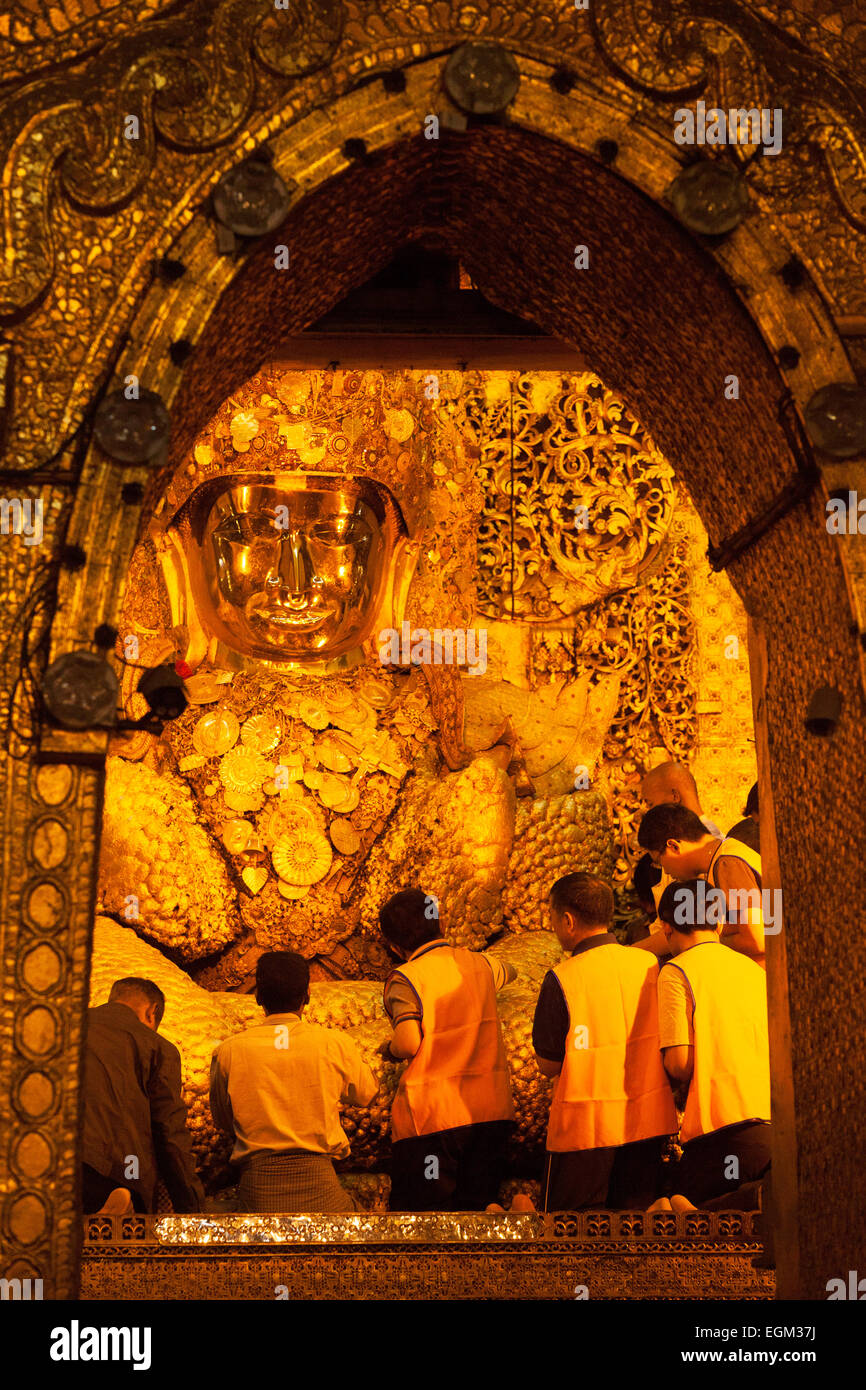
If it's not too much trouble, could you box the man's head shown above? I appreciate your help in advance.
[108,978,166,1031]
[255,951,310,1015]
[657,879,721,955]
[548,873,613,952]
[637,803,717,879]
[744,781,759,820]
[378,888,441,960]
[633,852,662,916]
[640,761,701,814]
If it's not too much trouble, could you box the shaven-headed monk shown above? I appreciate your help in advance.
[633,762,722,958]
[640,761,722,831]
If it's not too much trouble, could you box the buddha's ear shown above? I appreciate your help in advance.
[150,524,209,675]
[383,534,421,629]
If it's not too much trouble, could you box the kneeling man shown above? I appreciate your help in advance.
[210,951,377,1212]
[656,880,772,1208]
[379,888,516,1211]
[533,873,677,1210]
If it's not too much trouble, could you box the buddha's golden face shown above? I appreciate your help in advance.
[186,477,394,661]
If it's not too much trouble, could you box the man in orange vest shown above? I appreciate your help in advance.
[379,888,516,1212]
[532,873,677,1210]
[636,803,766,964]
[655,879,771,1208]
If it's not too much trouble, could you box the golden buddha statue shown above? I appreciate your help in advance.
[100,366,542,986]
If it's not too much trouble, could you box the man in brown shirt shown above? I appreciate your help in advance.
[82,976,205,1214]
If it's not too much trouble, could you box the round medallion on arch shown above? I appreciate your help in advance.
[668,161,749,236]
[94,388,170,464]
[7,1191,48,1245]
[805,382,866,459]
[23,879,67,934]
[443,41,521,116]
[15,1069,57,1122]
[28,817,69,872]
[15,1004,60,1061]
[12,1130,54,1181]
[19,941,64,994]
[32,763,74,807]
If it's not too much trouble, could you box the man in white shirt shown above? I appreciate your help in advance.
[210,951,377,1212]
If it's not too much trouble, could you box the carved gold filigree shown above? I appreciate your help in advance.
[461,371,677,621]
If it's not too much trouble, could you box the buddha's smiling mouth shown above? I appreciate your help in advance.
[247,596,338,631]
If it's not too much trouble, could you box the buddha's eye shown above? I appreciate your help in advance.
[309,518,370,546]
[216,515,280,543]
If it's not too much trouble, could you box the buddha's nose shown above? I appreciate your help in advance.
[273,528,310,593]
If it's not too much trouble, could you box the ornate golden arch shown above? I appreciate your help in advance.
[2,3,866,1299]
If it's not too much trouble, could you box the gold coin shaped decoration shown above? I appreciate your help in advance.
[318,773,352,809]
[331,784,360,814]
[298,443,327,466]
[278,882,311,900]
[242,866,268,895]
[272,830,333,886]
[315,735,355,774]
[184,670,233,705]
[384,407,415,442]
[355,676,392,708]
[264,798,324,843]
[330,703,369,731]
[329,818,361,855]
[241,713,282,755]
[322,687,354,713]
[303,768,324,790]
[224,789,264,814]
[193,709,240,758]
[297,699,330,730]
[221,819,254,855]
[219,745,271,793]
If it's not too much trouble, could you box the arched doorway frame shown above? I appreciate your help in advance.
[7,56,864,1301]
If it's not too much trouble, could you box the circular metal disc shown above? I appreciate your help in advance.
[443,42,521,117]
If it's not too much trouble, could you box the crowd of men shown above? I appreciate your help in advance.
[81,762,770,1217]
